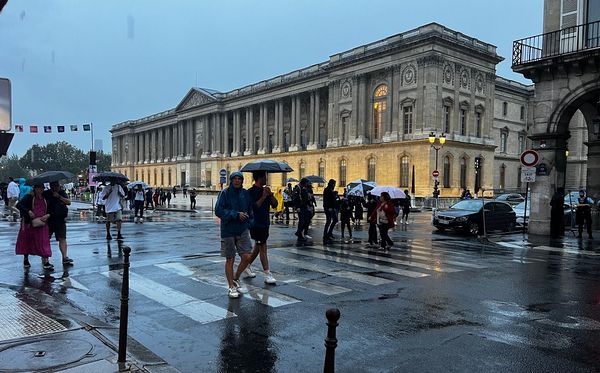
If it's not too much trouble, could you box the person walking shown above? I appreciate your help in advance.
[7,177,20,221]
[295,178,311,243]
[272,187,284,222]
[145,188,154,210]
[100,180,125,240]
[15,184,53,269]
[322,179,338,242]
[189,188,197,209]
[576,189,594,239]
[282,183,293,221]
[166,190,172,208]
[371,192,397,250]
[245,171,278,284]
[183,186,188,198]
[550,187,565,238]
[133,185,145,223]
[172,186,177,198]
[95,186,106,220]
[44,181,73,266]
[353,196,365,227]
[401,190,411,224]
[366,193,378,247]
[215,171,254,298]
[339,196,354,242]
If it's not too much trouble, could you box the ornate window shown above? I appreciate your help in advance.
[373,84,388,140]
[399,156,409,187]
[339,159,347,187]
[442,105,451,133]
[403,106,413,134]
[341,114,349,146]
[367,158,376,182]
[443,156,451,188]
[460,157,467,189]
[318,160,325,187]
[135,171,139,181]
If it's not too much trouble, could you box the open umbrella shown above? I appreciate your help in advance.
[128,181,149,189]
[240,159,293,173]
[346,179,377,196]
[305,175,326,184]
[93,171,129,183]
[26,171,75,186]
[370,186,406,199]
[286,177,299,183]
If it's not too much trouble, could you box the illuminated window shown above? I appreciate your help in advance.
[373,84,388,140]
[399,156,409,187]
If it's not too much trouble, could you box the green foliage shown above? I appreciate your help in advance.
[18,141,112,175]
[0,154,31,181]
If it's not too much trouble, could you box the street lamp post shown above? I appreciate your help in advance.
[428,132,446,210]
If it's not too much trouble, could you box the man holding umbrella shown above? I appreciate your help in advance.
[100,179,125,240]
[44,181,73,265]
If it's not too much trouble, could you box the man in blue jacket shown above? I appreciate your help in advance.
[215,171,254,298]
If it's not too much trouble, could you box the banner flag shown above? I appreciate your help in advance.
[15,124,23,132]
[57,125,65,133]
[82,123,91,131]
[43,125,52,133]
[30,125,38,133]
[70,124,78,132]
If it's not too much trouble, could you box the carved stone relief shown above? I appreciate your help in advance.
[341,80,352,99]
[180,90,213,110]
[401,64,417,86]
[460,69,470,90]
[475,72,485,94]
[443,63,454,85]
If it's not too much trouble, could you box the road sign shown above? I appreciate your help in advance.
[520,150,539,167]
[432,170,439,178]
[220,176,227,184]
[521,167,536,183]
[219,168,227,177]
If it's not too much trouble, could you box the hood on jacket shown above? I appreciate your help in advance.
[230,171,244,181]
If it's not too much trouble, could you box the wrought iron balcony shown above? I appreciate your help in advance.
[512,20,600,67]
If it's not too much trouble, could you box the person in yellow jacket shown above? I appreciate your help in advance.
[271,187,284,222]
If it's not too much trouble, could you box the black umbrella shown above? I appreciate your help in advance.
[93,171,129,183]
[286,177,299,183]
[26,171,76,186]
[305,175,326,184]
[240,160,293,173]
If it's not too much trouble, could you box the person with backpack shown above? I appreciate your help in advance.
[339,196,354,242]
[43,181,73,266]
[295,178,311,243]
[282,183,293,221]
[322,179,338,243]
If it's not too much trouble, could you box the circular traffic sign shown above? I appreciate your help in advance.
[520,150,539,167]
[432,170,440,177]
[219,168,227,177]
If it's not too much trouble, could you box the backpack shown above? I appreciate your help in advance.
[292,186,301,208]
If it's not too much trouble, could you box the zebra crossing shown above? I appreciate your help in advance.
[74,238,541,327]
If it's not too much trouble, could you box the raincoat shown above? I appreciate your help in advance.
[18,178,32,200]
[215,172,254,238]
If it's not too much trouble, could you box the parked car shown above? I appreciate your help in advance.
[433,199,516,235]
[495,193,525,206]
[513,200,574,227]
[563,191,580,207]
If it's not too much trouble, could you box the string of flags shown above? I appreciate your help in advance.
[14,123,92,134]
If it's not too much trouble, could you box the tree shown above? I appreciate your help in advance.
[20,141,88,175]
[0,155,31,181]
[96,151,112,172]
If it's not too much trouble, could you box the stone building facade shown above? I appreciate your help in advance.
[111,23,541,196]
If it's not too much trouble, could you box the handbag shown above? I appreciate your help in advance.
[377,206,388,224]
[31,217,46,227]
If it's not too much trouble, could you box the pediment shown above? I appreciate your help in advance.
[176,88,218,111]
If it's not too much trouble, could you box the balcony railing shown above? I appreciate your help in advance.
[512,20,600,66]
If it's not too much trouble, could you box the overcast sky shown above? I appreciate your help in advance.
[0,0,543,157]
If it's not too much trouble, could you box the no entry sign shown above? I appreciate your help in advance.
[520,150,539,167]
[432,170,439,177]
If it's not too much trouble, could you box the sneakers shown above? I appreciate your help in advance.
[305,235,312,239]
[43,262,54,270]
[232,279,247,293]
[399,219,404,224]
[228,287,240,298]
[264,273,276,285]
[243,266,256,278]
[23,259,30,268]
[139,218,144,224]
[62,257,74,266]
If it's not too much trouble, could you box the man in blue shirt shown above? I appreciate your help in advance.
[576,189,594,239]
[215,171,254,298]
[244,171,278,284]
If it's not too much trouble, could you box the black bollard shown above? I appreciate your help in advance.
[117,245,131,363]
[323,308,341,373]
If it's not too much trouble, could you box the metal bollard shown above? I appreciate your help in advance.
[323,308,341,373]
[117,245,131,363]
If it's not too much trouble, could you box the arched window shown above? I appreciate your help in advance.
[161,169,164,186]
[168,168,172,186]
[299,162,306,179]
[373,84,388,140]
[154,169,157,186]
[135,170,139,181]
[318,161,325,187]
[339,159,347,187]
[399,156,409,187]
[367,158,376,182]
[443,156,451,188]
[460,157,467,189]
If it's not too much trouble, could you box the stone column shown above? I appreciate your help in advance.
[223,112,230,157]
[201,116,210,158]
[231,110,240,156]
[244,107,253,155]
[289,96,299,151]
[144,132,149,163]
[327,82,339,148]
[258,103,266,154]
[586,140,600,207]
[350,76,359,143]
[272,100,282,153]
[211,113,221,157]
[390,65,401,140]
[357,76,367,144]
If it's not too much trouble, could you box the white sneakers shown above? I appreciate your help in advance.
[264,272,276,285]
[228,287,240,298]
[243,266,256,278]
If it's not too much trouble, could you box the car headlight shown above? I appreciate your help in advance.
[455,216,468,222]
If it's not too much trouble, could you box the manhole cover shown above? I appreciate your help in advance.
[0,338,93,372]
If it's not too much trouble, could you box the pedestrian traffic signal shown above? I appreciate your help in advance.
[474,157,481,170]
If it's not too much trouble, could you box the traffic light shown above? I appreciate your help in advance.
[474,157,481,170]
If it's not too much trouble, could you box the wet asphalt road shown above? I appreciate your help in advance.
[0,201,599,373]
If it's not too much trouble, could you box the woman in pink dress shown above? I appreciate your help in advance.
[16,184,53,269]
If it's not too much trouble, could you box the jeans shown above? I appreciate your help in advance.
[323,208,338,238]
[296,207,311,238]
[378,223,394,248]
[134,200,144,218]
[368,222,378,244]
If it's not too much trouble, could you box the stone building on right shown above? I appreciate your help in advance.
[512,0,600,235]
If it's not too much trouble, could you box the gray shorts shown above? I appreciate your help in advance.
[221,230,252,258]
[106,210,123,222]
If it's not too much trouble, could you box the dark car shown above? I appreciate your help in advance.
[495,193,525,206]
[433,199,516,235]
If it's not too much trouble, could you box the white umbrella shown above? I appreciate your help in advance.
[128,181,149,189]
[370,186,406,199]
[346,180,377,197]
